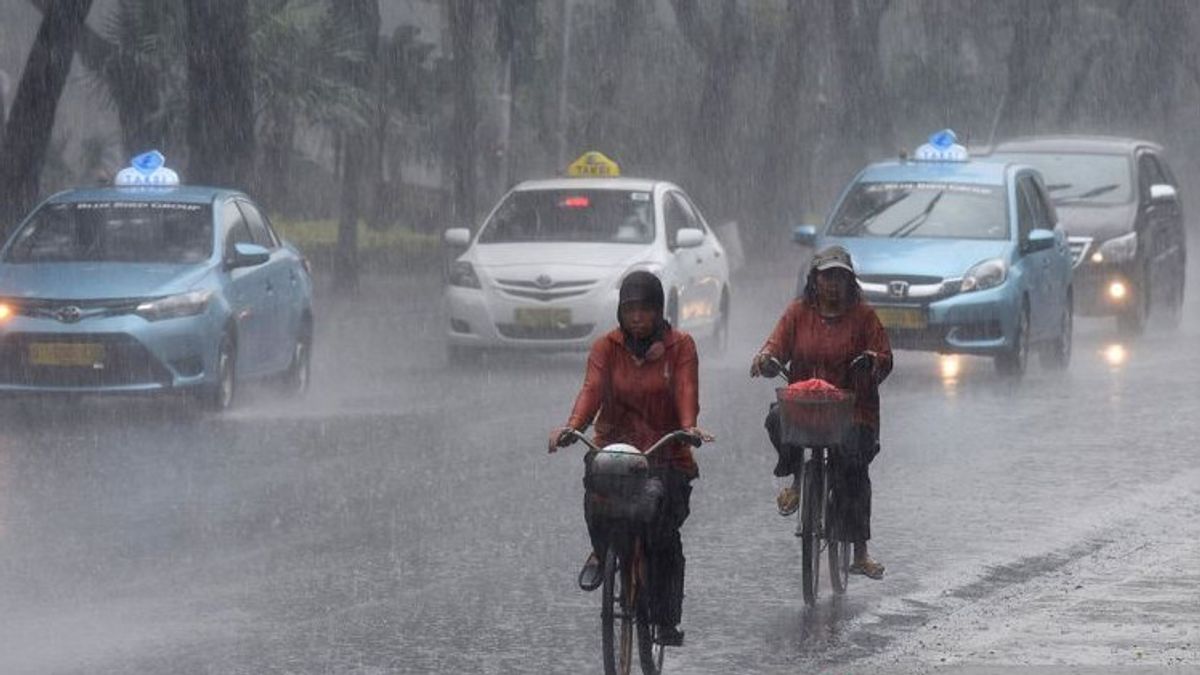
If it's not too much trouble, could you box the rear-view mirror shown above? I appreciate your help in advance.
[674,228,705,249]
[1024,228,1056,254]
[228,242,270,269]
[1149,183,1178,204]
[792,224,818,247]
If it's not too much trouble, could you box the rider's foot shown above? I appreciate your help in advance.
[655,624,685,647]
[577,552,602,591]
[849,557,885,580]
[776,486,799,516]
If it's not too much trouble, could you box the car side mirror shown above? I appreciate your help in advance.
[1024,228,1056,254]
[674,228,705,249]
[792,224,818,247]
[443,227,472,248]
[1149,183,1178,204]
[227,242,270,269]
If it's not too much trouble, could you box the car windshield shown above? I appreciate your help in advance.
[828,181,1009,240]
[478,189,656,244]
[990,152,1132,205]
[5,201,213,264]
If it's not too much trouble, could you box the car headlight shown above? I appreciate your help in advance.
[448,261,482,289]
[961,258,1008,293]
[136,290,213,321]
[1095,231,1137,264]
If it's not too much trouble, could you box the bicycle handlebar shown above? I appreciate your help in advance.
[560,428,702,455]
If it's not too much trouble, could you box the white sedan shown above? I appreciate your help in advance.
[443,176,731,357]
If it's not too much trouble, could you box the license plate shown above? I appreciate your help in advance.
[514,307,571,329]
[28,342,105,367]
[874,306,927,330]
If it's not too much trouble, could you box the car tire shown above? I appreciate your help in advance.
[203,334,236,412]
[995,304,1030,378]
[281,328,311,397]
[1039,297,1072,370]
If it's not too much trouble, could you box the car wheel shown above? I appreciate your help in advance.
[1039,298,1072,370]
[995,304,1030,378]
[204,335,236,411]
[281,330,311,397]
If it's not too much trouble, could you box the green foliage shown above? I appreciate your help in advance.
[273,217,441,271]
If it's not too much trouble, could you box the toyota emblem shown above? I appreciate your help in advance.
[535,274,553,289]
[56,305,82,323]
[888,281,909,299]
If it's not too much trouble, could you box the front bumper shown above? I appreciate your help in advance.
[0,312,220,394]
[1072,261,1138,317]
[445,284,620,351]
[870,284,1019,356]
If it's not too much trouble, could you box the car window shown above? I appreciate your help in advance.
[663,193,689,248]
[477,189,655,244]
[5,201,213,264]
[1138,153,1167,196]
[1016,178,1038,241]
[828,181,1009,240]
[990,152,1132,205]
[1027,177,1055,230]
[673,192,708,235]
[222,201,254,257]
[236,200,277,249]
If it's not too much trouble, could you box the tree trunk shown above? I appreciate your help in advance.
[993,1,1061,141]
[448,0,478,226]
[0,0,94,231]
[184,0,255,188]
[580,0,638,151]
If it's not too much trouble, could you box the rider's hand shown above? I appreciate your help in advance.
[851,351,882,383]
[547,426,576,454]
[684,427,715,445]
[750,352,773,378]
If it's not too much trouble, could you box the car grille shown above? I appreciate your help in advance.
[0,332,172,387]
[859,276,961,303]
[493,278,597,303]
[496,323,595,340]
[9,297,145,322]
[1067,237,1093,268]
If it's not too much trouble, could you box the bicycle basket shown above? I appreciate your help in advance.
[776,387,856,447]
[586,446,663,523]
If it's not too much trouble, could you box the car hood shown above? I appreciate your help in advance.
[471,243,649,270]
[1053,203,1137,242]
[821,237,1012,279]
[0,263,212,300]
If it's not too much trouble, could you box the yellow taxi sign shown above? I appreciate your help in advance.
[566,151,620,177]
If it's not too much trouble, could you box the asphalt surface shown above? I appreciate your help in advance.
[0,262,1197,674]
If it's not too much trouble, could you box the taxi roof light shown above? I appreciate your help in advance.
[566,151,620,178]
[912,128,969,163]
[114,150,180,187]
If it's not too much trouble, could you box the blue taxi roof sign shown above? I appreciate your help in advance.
[912,129,968,163]
[566,151,620,177]
[114,150,180,186]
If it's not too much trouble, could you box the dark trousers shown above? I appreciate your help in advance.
[584,464,692,627]
[765,404,877,542]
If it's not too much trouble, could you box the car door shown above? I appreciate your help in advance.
[1136,151,1181,307]
[1015,175,1052,337]
[236,199,292,373]
[674,191,725,325]
[660,191,704,327]
[220,200,272,376]
[1030,175,1072,333]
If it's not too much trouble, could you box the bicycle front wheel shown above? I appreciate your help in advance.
[636,610,663,674]
[799,462,824,606]
[601,547,636,675]
[828,540,851,594]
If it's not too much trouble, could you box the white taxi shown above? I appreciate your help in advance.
[443,153,731,357]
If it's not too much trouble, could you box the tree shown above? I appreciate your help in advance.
[447,0,479,226]
[832,0,893,164]
[184,0,256,188]
[993,1,1062,141]
[0,0,94,230]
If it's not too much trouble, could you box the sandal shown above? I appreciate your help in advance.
[776,486,799,516]
[849,557,885,580]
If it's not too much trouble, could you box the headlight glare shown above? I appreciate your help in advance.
[136,290,212,321]
[1096,231,1137,263]
[448,261,482,289]
[961,258,1008,293]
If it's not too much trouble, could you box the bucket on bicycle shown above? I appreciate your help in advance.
[585,445,664,524]
[776,384,855,447]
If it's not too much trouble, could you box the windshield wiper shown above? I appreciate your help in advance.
[888,191,943,238]
[1046,183,1073,192]
[1057,183,1120,203]
[836,192,911,236]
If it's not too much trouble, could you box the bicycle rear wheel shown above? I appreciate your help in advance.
[601,547,636,675]
[828,540,851,594]
[799,461,824,606]
[636,611,663,674]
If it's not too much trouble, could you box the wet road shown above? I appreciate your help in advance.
[0,266,1197,674]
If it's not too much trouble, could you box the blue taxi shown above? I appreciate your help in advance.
[794,131,1074,376]
[0,152,313,408]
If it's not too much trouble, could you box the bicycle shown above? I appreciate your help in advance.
[762,357,856,606]
[560,428,703,675]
